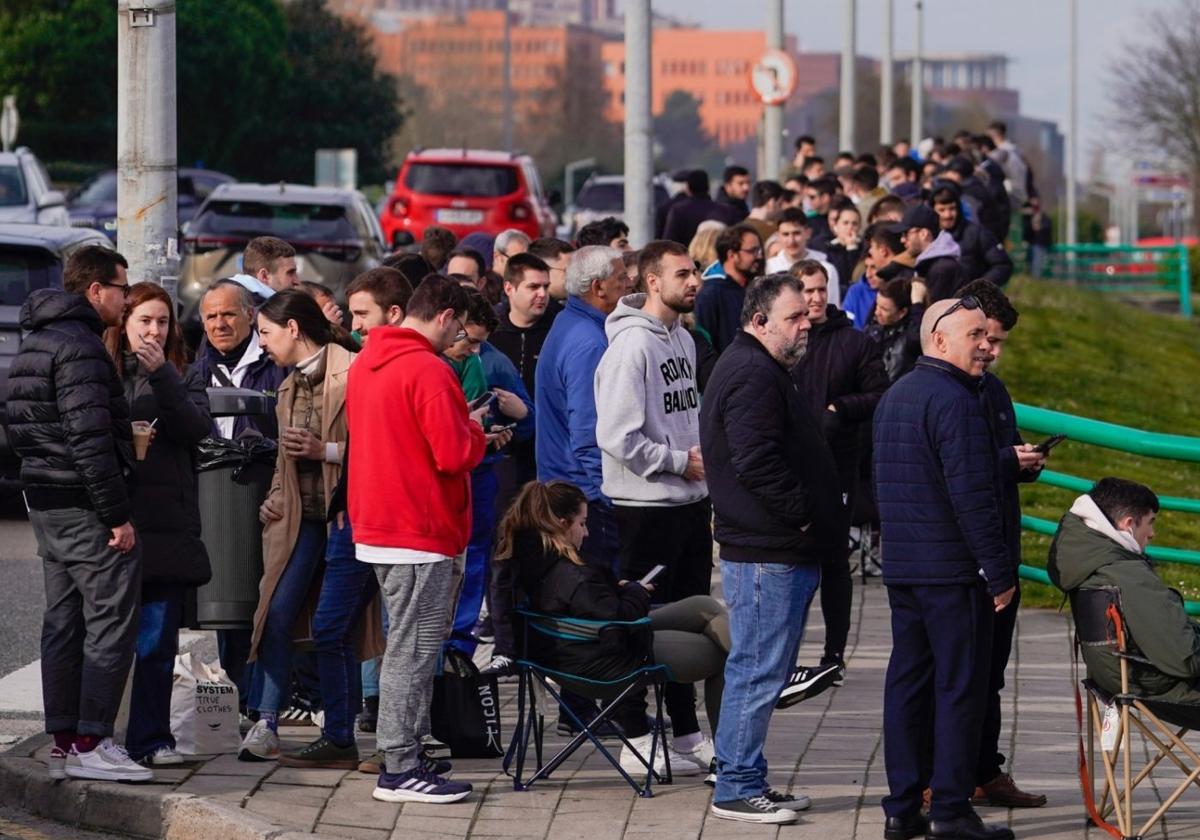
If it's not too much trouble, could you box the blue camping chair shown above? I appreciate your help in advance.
[503,607,673,797]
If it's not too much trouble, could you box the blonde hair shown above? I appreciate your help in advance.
[688,224,725,269]
[495,480,588,566]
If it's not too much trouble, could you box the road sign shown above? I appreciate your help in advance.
[1132,172,1189,189]
[0,96,17,152]
[750,49,798,106]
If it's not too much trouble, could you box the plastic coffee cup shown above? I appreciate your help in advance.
[131,421,153,461]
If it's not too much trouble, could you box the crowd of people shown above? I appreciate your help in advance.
[5,120,1104,840]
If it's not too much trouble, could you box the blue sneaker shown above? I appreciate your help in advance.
[372,765,472,804]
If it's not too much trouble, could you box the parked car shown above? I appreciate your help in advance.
[379,149,558,248]
[0,147,70,228]
[178,182,386,334]
[562,174,673,238]
[68,167,235,240]
[0,224,114,493]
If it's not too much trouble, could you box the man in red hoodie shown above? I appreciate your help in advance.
[347,274,488,805]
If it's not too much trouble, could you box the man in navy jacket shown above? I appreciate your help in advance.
[873,297,1016,840]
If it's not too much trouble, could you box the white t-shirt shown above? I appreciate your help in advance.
[765,248,841,305]
[356,545,450,565]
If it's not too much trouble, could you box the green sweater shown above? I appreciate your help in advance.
[1049,512,1200,704]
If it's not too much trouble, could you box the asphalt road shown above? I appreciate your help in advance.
[0,503,41,684]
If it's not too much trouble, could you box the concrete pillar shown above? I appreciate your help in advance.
[623,0,653,247]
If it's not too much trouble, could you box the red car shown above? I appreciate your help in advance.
[380,149,558,248]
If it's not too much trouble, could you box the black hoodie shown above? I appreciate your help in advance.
[510,528,652,680]
[5,289,134,525]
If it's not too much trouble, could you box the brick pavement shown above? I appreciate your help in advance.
[11,577,1200,838]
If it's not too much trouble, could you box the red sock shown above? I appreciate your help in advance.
[73,735,99,753]
[53,732,75,752]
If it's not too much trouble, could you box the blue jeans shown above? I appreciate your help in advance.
[449,467,499,655]
[250,520,326,714]
[312,519,377,746]
[127,582,185,761]
[714,560,821,803]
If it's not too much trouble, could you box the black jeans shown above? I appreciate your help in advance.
[818,456,858,665]
[616,499,714,735]
[977,583,1020,785]
[31,507,142,738]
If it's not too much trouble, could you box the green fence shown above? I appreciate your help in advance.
[1033,243,1192,317]
[1015,403,1200,613]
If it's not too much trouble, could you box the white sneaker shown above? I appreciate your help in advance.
[238,720,280,762]
[65,739,154,783]
[671,734,715,774]
[143,746,184,766]
[619,733,703,777]
[47,746,67,780]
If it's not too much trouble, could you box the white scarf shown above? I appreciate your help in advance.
[1069,493,1145,555]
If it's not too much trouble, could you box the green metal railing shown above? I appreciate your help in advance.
[1032,243,1192,317]
[1014,403,1200,613]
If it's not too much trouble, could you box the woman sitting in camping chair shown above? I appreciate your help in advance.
[495,480,730,779]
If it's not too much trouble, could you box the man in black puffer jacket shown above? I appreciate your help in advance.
[700,272,846,825]
[790,261,887,680]
[4,245,150,782]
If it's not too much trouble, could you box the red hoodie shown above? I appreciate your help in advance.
[347,326,487,557]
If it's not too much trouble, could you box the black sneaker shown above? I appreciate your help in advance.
[358,696,379,733]
[776,662,841,709]
[479,655,516,679]
[710,796,799,824]
[704,767,811,812]
[278,736,358,769]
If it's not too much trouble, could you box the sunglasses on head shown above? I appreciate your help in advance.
[930,295,981,334]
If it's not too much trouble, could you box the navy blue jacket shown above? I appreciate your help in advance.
[700,331,847,564]
[193,341,288,440]
[872,356,1014,595]
[694,262,746,355]
[981,371,1039,570]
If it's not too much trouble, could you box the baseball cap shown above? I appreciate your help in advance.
[885,203,940,235]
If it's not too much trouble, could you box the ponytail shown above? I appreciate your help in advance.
[495,480,588,566]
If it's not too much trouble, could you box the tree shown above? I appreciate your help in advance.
[654,90,723,173]
[1109,0,1200,234]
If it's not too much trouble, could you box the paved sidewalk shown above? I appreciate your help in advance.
[7,578,1200,839]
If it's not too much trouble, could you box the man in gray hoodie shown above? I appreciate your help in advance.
[594,239,713,772]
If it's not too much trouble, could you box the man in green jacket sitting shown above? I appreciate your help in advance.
[1046,477,1200,704]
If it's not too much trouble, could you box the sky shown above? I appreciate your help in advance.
[641,0,1177,177]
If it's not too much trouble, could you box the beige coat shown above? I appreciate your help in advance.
[248,342,384,662]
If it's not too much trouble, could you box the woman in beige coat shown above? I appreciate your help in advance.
[237,291,381,766]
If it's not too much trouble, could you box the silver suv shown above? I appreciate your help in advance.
[0,147,69,227]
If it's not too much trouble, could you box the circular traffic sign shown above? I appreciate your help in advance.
[750,49,798,106]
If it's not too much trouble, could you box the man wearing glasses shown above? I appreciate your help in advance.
[695,223,763,355]
[872,296,1016,840]
[6,245,153,782]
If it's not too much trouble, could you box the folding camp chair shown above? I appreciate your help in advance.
[502,608,672,797]
[1070,587,1200,840]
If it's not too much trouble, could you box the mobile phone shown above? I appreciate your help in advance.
[1034,434,1067,454]
[638,564,667,586]
[490,422,518,433]
[468,391,496,412]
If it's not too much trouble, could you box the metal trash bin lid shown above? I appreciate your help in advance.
[206,387,272,418]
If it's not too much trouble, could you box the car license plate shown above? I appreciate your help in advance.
[436,209,484,225]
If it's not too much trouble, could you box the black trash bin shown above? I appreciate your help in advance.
[194,387,276,630]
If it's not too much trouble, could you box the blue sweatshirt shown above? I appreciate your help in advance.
[842,276,878,330]
[534,296,609,501]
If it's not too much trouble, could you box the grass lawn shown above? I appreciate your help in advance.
[1000,277,1200,607]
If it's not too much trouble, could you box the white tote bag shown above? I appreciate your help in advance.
[169,652,241,755]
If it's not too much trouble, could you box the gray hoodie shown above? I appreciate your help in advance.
[594,294,707,506]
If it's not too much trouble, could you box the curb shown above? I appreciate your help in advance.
[0,734,351,840]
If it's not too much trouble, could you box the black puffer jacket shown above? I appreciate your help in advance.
[951,216,1013,287]
[700,331,847,564]
[122,355,213,584]
[791,306,888,479]
[6,290,134,526]
[867,307,923,383]
[511,529,652,681]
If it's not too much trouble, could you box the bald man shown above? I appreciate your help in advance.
[872,297,1016,840]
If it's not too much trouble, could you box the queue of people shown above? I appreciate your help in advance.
[4,122,1096,840]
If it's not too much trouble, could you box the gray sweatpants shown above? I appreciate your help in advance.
[374,560,454,773]
[30,507,142,738]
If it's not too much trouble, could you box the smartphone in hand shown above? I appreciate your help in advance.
[1034,434,1067,454]
[639,564,667,586]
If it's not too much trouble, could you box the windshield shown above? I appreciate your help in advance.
[0,247,59,307]
[0,165,28,208]
[74,171,119,205]
[404,163,519,198]
[189,200,355,241]
[576,182,623,211]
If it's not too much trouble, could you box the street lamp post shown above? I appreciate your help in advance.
[839,0,857,152]
[623,0,653,247]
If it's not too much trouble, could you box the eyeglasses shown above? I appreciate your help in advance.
[929,295,981,334]
[738,246,764,256]
[101,281,132,298]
